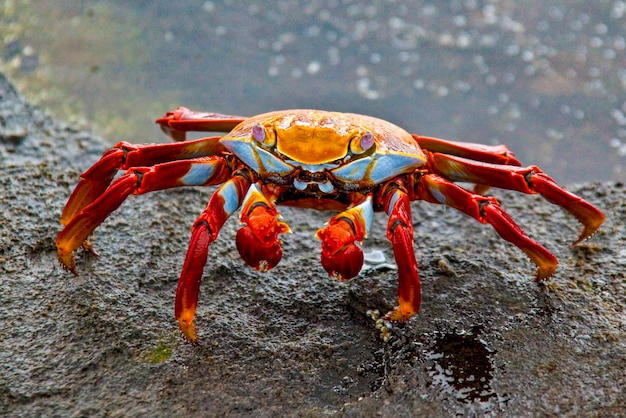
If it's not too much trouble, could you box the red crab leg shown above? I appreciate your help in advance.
[175,174,251,343]
[414,173,558,281]
[414,135,522,194]
[381,186,421,322]
[315,196,374,281]
[61,137,226,225]
[56,157,233,274]
[235,184,291,271]
[426,152,605,244]
[156,107,246,141]
[413,135,522,166]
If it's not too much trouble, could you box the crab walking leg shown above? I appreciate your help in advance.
[316,196,374,281]
[56,157,233,273]
[416,174,558,281]
[235,184,291,271]
[61,137,227,224]
[414,135,522,166]
[381,187,421,322]
[427,152,605,244]
[156,107,246,141]
[175,174,251,343]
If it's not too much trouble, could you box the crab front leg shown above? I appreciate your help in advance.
[56,156,233,273]
[175,173,251,343]
[236,183,291,271]
[61,137,227,225]
[381,185,421,322]
[316,196,374,281]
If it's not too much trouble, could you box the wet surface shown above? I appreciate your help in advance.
[426,327,496,404]
[1,0,625,183]
[1,45,625,416]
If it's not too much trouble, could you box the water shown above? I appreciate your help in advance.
[2,0,625,183]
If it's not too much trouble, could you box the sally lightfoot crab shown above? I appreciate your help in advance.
[56,108,605,343]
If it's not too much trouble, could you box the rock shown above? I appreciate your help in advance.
[1,73,624,416]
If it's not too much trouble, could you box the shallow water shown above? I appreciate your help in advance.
[2,0,625,183]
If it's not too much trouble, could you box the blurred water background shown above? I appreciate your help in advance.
[2,0,625,183]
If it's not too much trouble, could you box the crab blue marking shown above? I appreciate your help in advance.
[220,137,293,175]
[368,153,426,184]
[358,196,374,234]
[332,152,425,184]
[430,187,447,204]
[385,190,401,216]
[218,180,243,216]
[294,179,308,190]
[220,137,260,172]
[331,157,372,182]
[256,147,293,174]
[318,181,335,193]
[181,163,216,186]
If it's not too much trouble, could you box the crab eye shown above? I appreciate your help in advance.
[361,132,374,150]
[351,131,374,154]
[252,123,265,143]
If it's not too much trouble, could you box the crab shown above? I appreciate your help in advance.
[56,108,605,343]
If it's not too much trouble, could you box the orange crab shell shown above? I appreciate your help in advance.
[219,110,429,190]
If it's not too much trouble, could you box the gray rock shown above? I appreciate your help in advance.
[1,73,624,417]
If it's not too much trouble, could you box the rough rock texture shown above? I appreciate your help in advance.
[1,73,624,417]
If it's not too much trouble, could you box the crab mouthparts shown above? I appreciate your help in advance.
[293,171,335,193]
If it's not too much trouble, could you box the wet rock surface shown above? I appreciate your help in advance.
[1,74,624,416]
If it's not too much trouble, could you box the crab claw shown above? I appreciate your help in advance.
[236,225,284,271]
[319,240,364,281]
[236,184,291,271]
[316,197,373,281]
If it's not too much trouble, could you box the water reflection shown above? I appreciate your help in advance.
[1,0,624,183]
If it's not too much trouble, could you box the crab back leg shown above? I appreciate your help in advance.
[56,156,233,274]
[426,152,605,244]
[175,173,251,343]
[380,185,421,322]
[61,137,227,225]
[315,196,374,281]
[414,135,522,166]
[235,183,291,272]
[414,173,558,281]
[156,107,246,141]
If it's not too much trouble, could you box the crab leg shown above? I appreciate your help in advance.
[156,107,246,141]
[175,174,251,343]
[61,137,226,225]
[235,183,291,271]
[56,157,233,274]
[316,196,374,281]
[381,186,421,322]
[426,152,605,244]
[414,135,522,166]
[415,173,558,281]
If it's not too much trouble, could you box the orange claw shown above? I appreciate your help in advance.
[316,197,373,281]
[236,184,291,271]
